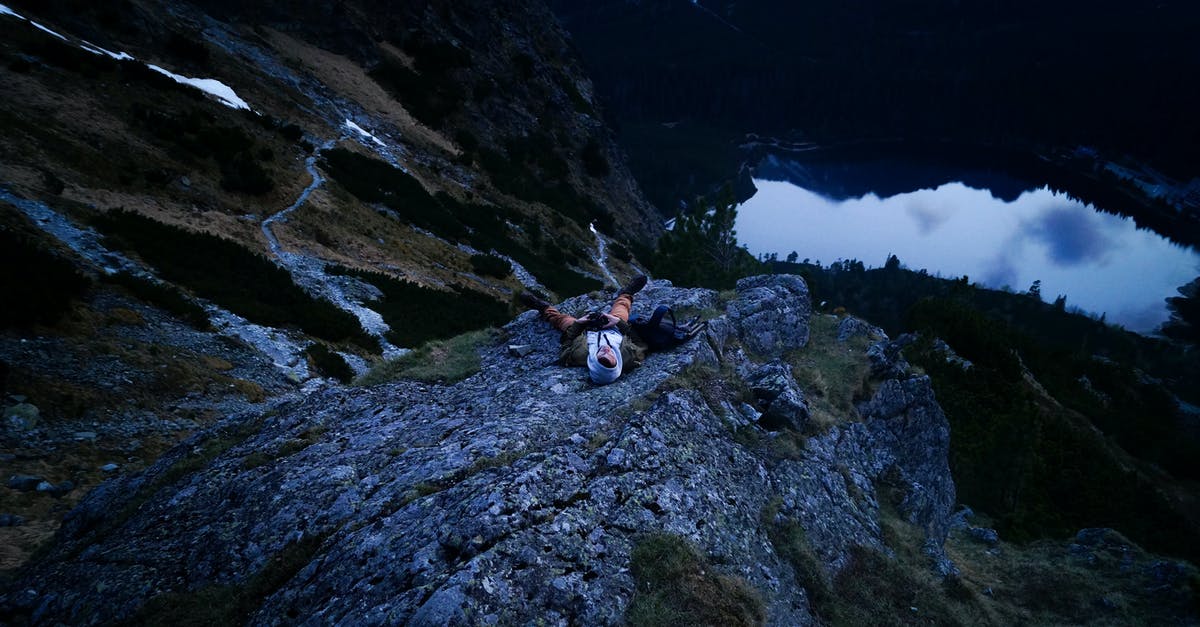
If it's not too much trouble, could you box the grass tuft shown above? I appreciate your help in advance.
[357,328,498,385]
[760,498,835,619]
[627,533,767,626]
[130,533,325,626]
[786,314,873,434]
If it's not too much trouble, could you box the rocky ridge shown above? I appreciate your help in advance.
[1,275,957,625]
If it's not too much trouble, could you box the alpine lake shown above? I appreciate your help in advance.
[735,149,1200,334]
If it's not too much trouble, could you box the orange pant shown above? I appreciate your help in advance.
[543,294,632,333]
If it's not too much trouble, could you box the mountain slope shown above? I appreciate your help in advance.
[5,277,1195,625]
[1,278,950,624]
[0,0,658,571]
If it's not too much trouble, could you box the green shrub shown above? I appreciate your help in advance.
[403,35,472,76]
[130,104,275,194]
[320,149,601,297]
[165,32,210,68]
[908,322,1200,563]
[40,169,66,195]
[8,22,119,76]
[220,151,274,195]
[486,240,602,298]
[132,105,249,161]
[94,211,377,352]
[627,533,766,627]
[277,122,304,142]
[0,227,91,329]
[106,272,210,330]
[369,56,464,128]
[454,129,479,153]
[319,148,465,239]
[469,254,512,278]
[582,138,611,177]
[327,265,509,347]
[357,328,498,385]
[477,137,614,232]
[511,52,536,81]
[304,343,354,383]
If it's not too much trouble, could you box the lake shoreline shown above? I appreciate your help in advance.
[742,138,1200,251]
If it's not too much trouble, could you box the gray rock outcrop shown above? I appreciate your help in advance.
[745,360,811,432]
[728,274,812,355]
[1,276,957,625]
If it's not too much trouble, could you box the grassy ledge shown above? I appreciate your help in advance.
[356,328,500,386]
[627,533,766,626]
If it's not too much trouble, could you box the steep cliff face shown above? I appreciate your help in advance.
[1,276,958,624]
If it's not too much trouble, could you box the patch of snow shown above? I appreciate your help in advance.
[345,120,386,148]
[338,351,372,377]
[0,5,252,112]
[206,307,310,381]
[146,64,251,111]
[664,217,677,231]
[0,5,69,42]
[28,19,67,41]
[80,41,134,61]
[589,221,618,289]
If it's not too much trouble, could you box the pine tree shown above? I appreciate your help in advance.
[1161,277,1200,346]
[653,184,761,289]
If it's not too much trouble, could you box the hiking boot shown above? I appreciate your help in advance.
[618,274,647,296]
[518,292,550,312]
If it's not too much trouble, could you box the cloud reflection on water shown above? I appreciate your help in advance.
[1022,206,1114,266]
[735,179,1200,333]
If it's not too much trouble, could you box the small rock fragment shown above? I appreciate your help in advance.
[6,475,42,492]
[507,344,534,357]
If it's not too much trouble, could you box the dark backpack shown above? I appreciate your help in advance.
[630,305,707,352]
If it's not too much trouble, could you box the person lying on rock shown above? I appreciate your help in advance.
[519,275,648,385]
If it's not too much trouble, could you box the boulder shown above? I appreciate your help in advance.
[745,360,810,431]
[836,316,887,343]
[728,275,812,356]
[968,527,1000,546]
[6,475,42,492]
[866,334,916,380]
[507,344,534,358]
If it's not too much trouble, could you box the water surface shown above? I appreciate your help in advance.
[736,178,1200,333]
